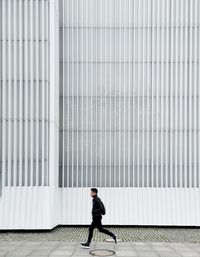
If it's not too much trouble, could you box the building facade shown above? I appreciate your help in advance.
[0,0,200,229]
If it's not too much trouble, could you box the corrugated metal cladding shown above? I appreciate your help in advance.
[0,0,50,187]
[0,0,200,229]
[59,0,200,188]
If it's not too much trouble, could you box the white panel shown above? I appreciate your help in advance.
[0,187,52,229]
[58,0,200,226]
[0,0,200,228]
[0,0,60,229]
[1,0,50,187]
[60,187,200,226]
[59,0,200,188]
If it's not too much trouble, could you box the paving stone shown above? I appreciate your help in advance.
[116,250,138,256]
[73,250,91,255]
[28,249,52,255]
[31,245,57,250]
[0,246,16,251]
[7,249,33,255]
[40,241,60,245]
[27,254,49,257]
[50,255,74,257]
[137,252,159,257]
[6,254,30,257]
[23,242,41,246]
[179,253,199,257]
[50,249,74,256]
[0,229,200,257]
[0,251,7,256]
[59,242,78,246]
[152,246,174,251]
[134,246,154,251]
[156,252,181,257]
[116,246,135,250]
[190,247,200,252]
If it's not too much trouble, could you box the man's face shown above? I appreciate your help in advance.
[90,191,96,197]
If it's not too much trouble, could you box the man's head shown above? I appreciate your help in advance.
[90,188,98,197]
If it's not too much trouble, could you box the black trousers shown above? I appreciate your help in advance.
[87,216,115,243]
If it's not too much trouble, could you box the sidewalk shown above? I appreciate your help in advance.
[1,226,200,243]
[0,241,200,257]
[0,226,200,257]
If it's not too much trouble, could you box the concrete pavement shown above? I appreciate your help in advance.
[0,241,199,257]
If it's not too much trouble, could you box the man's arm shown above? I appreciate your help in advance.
[93,197,104,214]
[96,197,105,213]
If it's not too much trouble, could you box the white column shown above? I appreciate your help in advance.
[49,0,60,226]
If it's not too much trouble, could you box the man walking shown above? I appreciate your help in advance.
[81,188,117,248]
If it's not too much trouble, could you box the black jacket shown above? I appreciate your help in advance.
[92,195,105,217]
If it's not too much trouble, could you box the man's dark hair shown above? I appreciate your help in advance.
[91,188,98,194]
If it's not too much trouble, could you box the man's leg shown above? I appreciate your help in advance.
[87,219,96,244]
[96,217,115,238]
[81,219,96,248]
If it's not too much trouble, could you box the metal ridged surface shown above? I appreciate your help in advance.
[1,0,50,187]
[0,0,59,229]
[1,0,200,229]
[59,187,200,225]
[59,0,200,188]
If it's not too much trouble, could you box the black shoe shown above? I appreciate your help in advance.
[80,242,90,249]
[112,235,117,244]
